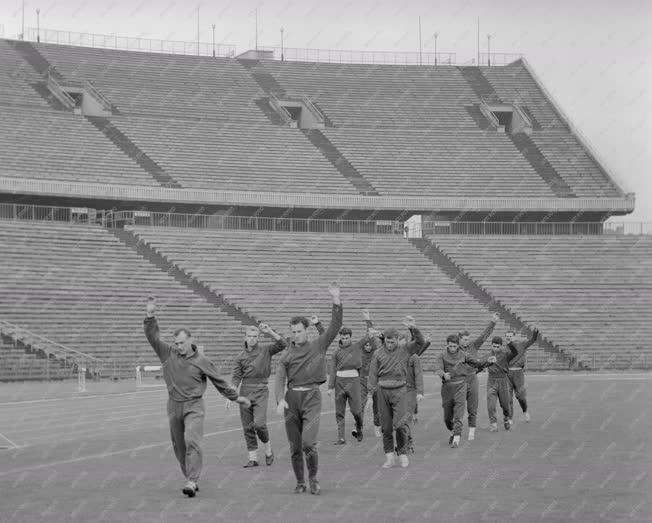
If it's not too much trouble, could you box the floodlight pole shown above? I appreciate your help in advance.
[212,23,215,57]
[487,34,491,66]
[36,8,40,42]
[434,32,438,66]
[280,27,284,61]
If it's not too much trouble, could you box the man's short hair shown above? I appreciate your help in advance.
[246,326,260,335]
[290,316,310,329]
[505,329,516,335]
[339,327,352,337]
[459,330,470,337]
[492,336,503,345]
[446,334,459,344]
[174,328,192,338]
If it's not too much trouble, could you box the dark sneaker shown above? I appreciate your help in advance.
[448,434,454,446]
[333,439,346,445]
[294,483,307,494]
[351,429,358,438]
[182,480,198,497]
[355,429,363,442]
[309,479,321,495]
[243,460,259,468]
[265,452,274,466]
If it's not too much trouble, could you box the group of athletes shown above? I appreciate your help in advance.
[143,282,539,497]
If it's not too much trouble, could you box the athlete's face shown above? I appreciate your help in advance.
[245,327,260,349]
[291,322,308,344]
[460,335,471,347]
[174,331,192,356]
[505,332,515,343]
[385,337,398,350]
[340,334,352,347]
[447,341,459,354]
[491,342,502,353]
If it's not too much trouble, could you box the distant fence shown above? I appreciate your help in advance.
[0,203,96,224]
[26,28,236,58]
[422,221,652,236]
[259,46,456,66]
[480,52,523,66]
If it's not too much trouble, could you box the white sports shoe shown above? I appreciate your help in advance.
[468,427,476,441]
[399,454,409,468]
[489,422,498,432]
[524,412,531,422]
[382,452,396,468]
[451,435,460,448]
[374,425,382,438]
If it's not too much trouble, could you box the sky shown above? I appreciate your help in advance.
[1,0,650,221]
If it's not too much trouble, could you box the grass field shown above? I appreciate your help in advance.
[0,373,650,523]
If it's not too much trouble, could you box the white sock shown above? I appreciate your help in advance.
[264,441,272,456]
[248,450,258,462]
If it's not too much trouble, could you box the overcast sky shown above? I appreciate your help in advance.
[2,0,650,221]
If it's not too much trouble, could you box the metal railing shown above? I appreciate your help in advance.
[302,96,325,122]
[84,80,113,112]
[268,93,294,126]
[480,53,523,66]
[260,46,456,66]
[422,221,652,236]
[46,72,76,110]
[0,319,107,376]
[26,28,236,58]
[0,203,97,224]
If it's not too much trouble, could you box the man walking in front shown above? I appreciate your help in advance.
[506,328,539,421]
[144,297,251,497]
[275,282,343,495]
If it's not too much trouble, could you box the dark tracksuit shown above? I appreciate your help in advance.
[367,327,426,456]
[144,316,238,483]
[232,337,287,451]
[486,344,519,425]
[507,333,537,414]
[434,349,491,436]
[274,304,343,485]
[360,341,380,427]
[328,338,366,440]
[460,320,496,429]
[405,353,424,450]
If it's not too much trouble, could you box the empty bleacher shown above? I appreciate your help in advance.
[0,106,159,186]
[0,220,248,377]
[126,226,566,369]
[0,337,72,381]
[0,40,50,108]
[430,234,652,368]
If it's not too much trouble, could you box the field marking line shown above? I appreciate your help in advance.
[0,388,165,407]
[0,431,19,449]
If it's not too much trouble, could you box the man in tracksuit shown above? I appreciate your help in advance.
[367,316,426,469]
[485,336,519,431]
[360,334,381,437]
[505,328,539,422]
[459,312,499,441]
[143,297,251,498]
[405,352,424,453]
[274,283,342,495]
[434,334,495,448]
[232,322,287,468]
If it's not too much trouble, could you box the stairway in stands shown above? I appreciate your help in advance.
[301,129,380,196]
[508,133,576,197]
[86,117,182,188]
[458,67,502,103]
[408,237,576,369]
[238,58,287,96]
[0,333,72,381]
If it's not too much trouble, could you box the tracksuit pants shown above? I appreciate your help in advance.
[167,397,205,483]
[487,377,512,424]
[441,379,467,436]
[239,385,270,451]
[378,385,409,455]
[466,374,479,428]
[283,387,322,484]
[334,377,362,439]
[508,368,528,413]
[406,387,417,448]
[360,377,379,426]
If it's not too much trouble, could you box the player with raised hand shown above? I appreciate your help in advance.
[143,296,251,498]
[274,282,343,495]
[505,328,540,422]
[231,321,287,468]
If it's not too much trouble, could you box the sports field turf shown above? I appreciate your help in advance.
[0,373,650,523]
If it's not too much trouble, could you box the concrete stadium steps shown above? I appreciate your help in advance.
[33,42,269,123]
[429,234,652,369]
[0,106,158,186]
[457,66,502,103]
[321,128,556,197]
[0,220,249,377]
[125,226,568,370]
[8,40,65,80]
[261,60,480,129]
[111,115,358,194]
[238,58,287,96]
[0,339,73,381]
[0,40,51,108]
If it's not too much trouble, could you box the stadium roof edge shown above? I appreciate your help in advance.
[0,177,635,214]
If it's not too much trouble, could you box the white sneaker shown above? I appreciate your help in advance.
[382,452,395,468]
[451,435,460,448]
[374,425,382,438]
[489,422,498,432]
[524,412,531,422]
[399,454,409,468]
[468,427,475,441]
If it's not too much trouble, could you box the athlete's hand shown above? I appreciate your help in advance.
[532,328,540,341]
[328,281,340,300]
[327,388,334,397]
[146,296,156,316]
[492,312,500,323]
[416,394,424,403]
[425,333,432,344]
[310,315,320,325]
[403,316,417,329]
[276,399,288,415]
[362,309,371,321]
[259,322,271,334]
[442,372,451,381]
[487,356,497,364]
[225,398,233,410]
[235,396,251,409]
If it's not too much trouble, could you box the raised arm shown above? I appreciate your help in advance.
[143,297,171,363]
[471,313,499,350]
[259,323,288,355]
[318,282,343,352]
[311,315,325,336]
[356,309,374,345]
[522,329,539,351]
[404,316,425,355]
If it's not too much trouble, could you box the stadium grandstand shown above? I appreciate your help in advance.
[0,32,649,382]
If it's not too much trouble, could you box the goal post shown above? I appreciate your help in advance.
[136,364,164,389]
